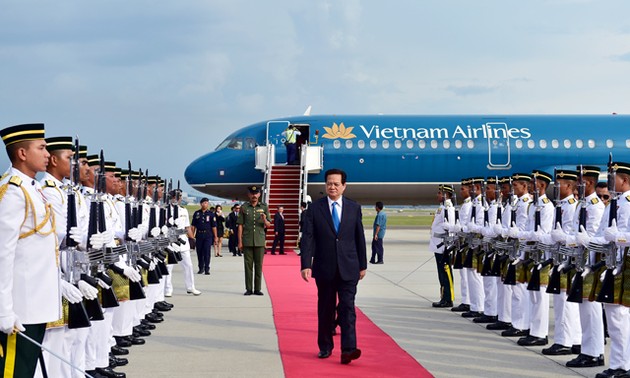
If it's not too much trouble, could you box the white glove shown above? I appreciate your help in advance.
[178,234,188,244]
[511,258,521,266]
[128,227,141,241]
[161,225,169,235]
[89,232,106,249]
[69,226,83,245]
[576,226,591,247]
[150,227,161,238]
[451,220,462,233]
[175,217,186,229]
[604,219,618,243]
[170,243,181,252]
[581,266,592,279]
[493,224,505,237]
[481,225,496,238]
[168,217,175,226]
[78,280,98,301]
[508,226,520,239]
[149,261,156,271]
[0,313,25,335]
[123,267,141,282]
[139,223,149,235]
[61,280,84,304]
[101,230,113,245]
[97,278,111,290]
[441,222,450,232]
[551,226,566,243]
[600,270,606,282]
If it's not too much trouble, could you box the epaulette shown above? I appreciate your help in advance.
[626,195,630,202]
[568,198,576,204]
[542,198,550,204]
[590,197,599,205]
[521,197,529,203]
[44,180,56,188]
[464,198,471,203]
[9,176,22,187]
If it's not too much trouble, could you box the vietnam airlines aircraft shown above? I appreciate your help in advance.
[185,113,630,204]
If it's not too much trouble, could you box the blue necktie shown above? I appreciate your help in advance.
[332,202,340,232]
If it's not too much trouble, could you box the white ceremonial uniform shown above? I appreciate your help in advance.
[0,167,62,324]
[458,197,472,305]
[429,199,455,303]
[497,196,516,324]
[165,204,198,295]
[520,193,554,339]
[465,194,485,313]
[511,193,531,332]
[482,200,498,317]
[571,192,605,358]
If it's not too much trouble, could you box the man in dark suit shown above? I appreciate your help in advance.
[271,206,286,255]
[226,204,241,256]
[300,168,367,365]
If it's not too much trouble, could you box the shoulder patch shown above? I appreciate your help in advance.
[9,176,22,187]
[521,197,529,203]
[44,180,56,188]
[626,195,630,202]
[590,197,599,205]
[542,198,550,204]
[464,198,471,203]
[568,198,576,204]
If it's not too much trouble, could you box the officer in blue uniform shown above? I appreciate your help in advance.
[191,197,217,275]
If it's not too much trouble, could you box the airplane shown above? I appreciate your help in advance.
[185,112,630,205]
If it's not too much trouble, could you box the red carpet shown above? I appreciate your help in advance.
[263,254,433,378]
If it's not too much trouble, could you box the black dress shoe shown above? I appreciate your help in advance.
[595,368,628,378]
[374,261,384,264]
[253,291,264,296]
[432,300,454,308]
[114,336,132,348]
[154,302,171,312]
[95,367,126,378]
[318,350,332,358]
[125,335,146,345]
[566,353,605,368]
[244,290,253,296]
[140,319,157,329]
[86,370,107,378]
[152,309,164,317]
[486,321,511,330]
[473,314,498,323]
[542,343,572,355]
[197,269,203,274]
[461,311,482,318]
[571,344,581,354]
[138,323,155,331]
[271,252,276,255]
[110,345,129,356]
[501,327,529,337]
[369,260,375,264]
[133,325,151,337]
[144,313,163,323]
[341,348,361,364]
[109,355,128,368]
[517,335,548,346]
[159,300,174,308]
[451,303,470,312]
[204,271,210,275]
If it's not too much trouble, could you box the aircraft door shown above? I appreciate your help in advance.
[486,122,511,169]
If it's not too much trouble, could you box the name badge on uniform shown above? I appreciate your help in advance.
[206,216,210,222]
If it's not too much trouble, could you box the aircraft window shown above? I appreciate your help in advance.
[345,140,353,149]
[333,140,341,149]
[606,139,614,148]
[406,140,414,149]
[358,140,365,149]
[228,138,243,150]
[575,139,584,149]
[419,140,426,149]
[245,138,256,150]
[588,139,595,148]
[443,140,451,149]
[394,140,402,149]
[563,139,571,149]
[467,140,475,149]
[382,140,390,149]
[539,140,547,149]
[455,140,463,149]
[515,140,523,149]
[430,140,438,149]
[626,139,630,148]
[527,140,535,149]
[551,139,559,149]
[216,138,232,151]
[370,140,377,149]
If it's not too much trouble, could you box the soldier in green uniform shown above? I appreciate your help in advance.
[237,186,271,296]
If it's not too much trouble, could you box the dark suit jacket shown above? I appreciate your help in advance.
[274,212,285,234]
[226,212,239,231]
[300,196,367,281]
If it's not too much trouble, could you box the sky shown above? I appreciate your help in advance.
[2,0,630,197]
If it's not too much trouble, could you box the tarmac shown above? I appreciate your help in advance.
[117,228,610,378]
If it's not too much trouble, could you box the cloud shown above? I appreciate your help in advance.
[446,84,499,97]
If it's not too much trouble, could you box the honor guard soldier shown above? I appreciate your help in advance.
[462,177,487,319]
[583,161,630,378]
[449,178,472,312]
[0,124,62,378]
[430,184,455,307]
[237,186,271,295]
[191,197,218,275]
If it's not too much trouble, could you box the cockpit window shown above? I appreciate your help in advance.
[216,137,257,151]
[245,138,256,150]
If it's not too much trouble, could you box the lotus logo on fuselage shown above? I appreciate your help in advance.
[322,123,357,139]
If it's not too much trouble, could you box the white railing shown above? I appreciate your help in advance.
[261,144,275,203]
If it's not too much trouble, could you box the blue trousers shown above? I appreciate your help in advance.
[196,236,213,272]
[286,143,297,165]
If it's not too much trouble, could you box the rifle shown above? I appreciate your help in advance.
[526,173,544,291]
[566,165,588,302]
[546,168,566,295]
[503,177,521,286]
[452,190,465,270]
[463,180,483,269]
